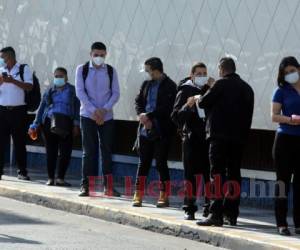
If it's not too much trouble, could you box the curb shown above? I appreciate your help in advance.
[0,186,292,250]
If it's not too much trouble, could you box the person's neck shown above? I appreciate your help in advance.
[7,60,16,71]
[293,81,300,90]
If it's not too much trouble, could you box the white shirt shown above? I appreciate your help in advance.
[0,62,33,106]
[181,80,206,118]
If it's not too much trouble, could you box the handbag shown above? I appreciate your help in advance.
[50,112,72,138]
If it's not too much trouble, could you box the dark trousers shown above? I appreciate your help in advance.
[135,135,170,192]
[80,117,114,188]
[272,132,300,228]
[42,118,73,180]
[208,139,244,219]
[182,134,210,213]
[0,105,28,176]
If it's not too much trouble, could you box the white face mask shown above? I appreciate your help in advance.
[194,76,208,87]
[285,71,299,84]
[92,56,105,66]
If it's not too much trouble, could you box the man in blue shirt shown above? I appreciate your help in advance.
[133,57,177,207]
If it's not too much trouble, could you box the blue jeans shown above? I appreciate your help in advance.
[80,117,114,188]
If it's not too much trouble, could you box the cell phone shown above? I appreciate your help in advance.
[2,72,8,77]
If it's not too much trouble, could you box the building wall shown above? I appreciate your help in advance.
[1,0,300,130]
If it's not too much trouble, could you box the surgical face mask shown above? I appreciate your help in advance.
[0,57,7,68]
[53,77,66,87]
[92,56,105,66]
[194,76,208,87]
[285,71,299,84]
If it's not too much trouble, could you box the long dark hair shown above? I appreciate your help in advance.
[277,56,300,87]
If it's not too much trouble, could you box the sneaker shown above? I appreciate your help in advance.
[79,186,89,197]
[56,179,72,187]
[104,187,121,197]
[17,174,30,181]
[46,179,55,186]
[196,214,223,227]
[278,227,291,236]
[184,212,195,220]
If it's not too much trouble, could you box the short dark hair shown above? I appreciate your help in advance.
[54,67,68,76]
[277,56,300,87]
[144,57,163,73]
[191,62,207,74]
[91,42,107,51]
[0,46,16,59]
[219,57,236,74]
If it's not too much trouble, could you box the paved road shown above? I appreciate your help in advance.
[0,196,225,250]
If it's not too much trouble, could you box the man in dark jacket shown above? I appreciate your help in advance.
[133,57,177,208]
[196,57,254,227]
[171,62,213,220]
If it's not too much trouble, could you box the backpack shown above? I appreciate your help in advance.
[19,64,41,112]
[82,62,114,93]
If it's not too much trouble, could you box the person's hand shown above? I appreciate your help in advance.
[186,96,196,108]
[289,115,300,125]
[144,120,152,130]
[139,113,149,125]
[72,126,80,137]
[93,109,107,125]
[3,75,15,84]
[207,77,215,87]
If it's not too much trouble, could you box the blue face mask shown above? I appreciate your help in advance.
[0,57,7,68]
[53,77,66,87]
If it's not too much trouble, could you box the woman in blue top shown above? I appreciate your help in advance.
[272,56,300,236]
[31,67,80,186]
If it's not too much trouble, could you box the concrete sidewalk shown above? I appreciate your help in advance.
[0,174,299,250]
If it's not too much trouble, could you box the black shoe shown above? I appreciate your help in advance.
[79,186,89,197]
[196,214,223,227]
[46,179,55,186]
[104,187,121,197]
[17,174,30,181]
[184,212,195,220]
[224,216,237,226]
[278,227,291,236]
[295,228,300,235]
[56,179,72,187]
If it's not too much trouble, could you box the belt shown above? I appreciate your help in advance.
[0,105,26,110]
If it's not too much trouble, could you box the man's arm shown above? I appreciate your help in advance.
[75,65,97,115]
[1,64,33,91]
[171,89,192,127]
[103,67,120,112]
[197,80,224,109]
[135,81,147,115]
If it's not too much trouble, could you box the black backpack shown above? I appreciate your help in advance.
[82,62,114,93]
[19,64,41,112]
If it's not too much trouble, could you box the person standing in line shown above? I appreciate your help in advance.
[195,57,254,227]
[30,67,80,186]
[172,62,214,220]
[271,56,300,236]
[0,46,33,181]
[75,42,120,197]
[133,57,177,208]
